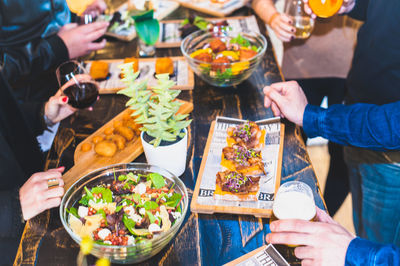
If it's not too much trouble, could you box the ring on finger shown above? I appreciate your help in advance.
[47,178,59,188]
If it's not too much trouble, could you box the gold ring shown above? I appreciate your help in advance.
[47,178,59,188]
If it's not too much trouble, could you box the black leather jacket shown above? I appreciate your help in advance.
[0,0,70,84]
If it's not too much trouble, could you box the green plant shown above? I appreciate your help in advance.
[132,10,160,45]
[117,63,192,147]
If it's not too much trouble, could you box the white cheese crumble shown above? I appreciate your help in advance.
[78,206,88,218]
[104,240,112,245]
[171,211,182,220]
[127,235,135,246]
[134,183,147,195]
[130,213,143,224]
[148,223,161,233]
[155,211,160,218]
[161,197,166,202]
[124,205,135,215]
[98,228,111,240]
[139,208,146,215]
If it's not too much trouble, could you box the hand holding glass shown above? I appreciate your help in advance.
[285,0,314,39]
[56,61,99,109]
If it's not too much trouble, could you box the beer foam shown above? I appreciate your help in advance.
[272,191,316,220]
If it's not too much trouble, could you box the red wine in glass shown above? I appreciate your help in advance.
[63,81,99,109]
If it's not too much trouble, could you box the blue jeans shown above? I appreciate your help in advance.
[344,147,400,246]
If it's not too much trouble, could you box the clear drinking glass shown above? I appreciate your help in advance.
[56,61,99,109]
[285,0,315,39]
[138,38,156,57]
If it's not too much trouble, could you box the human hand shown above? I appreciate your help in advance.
[263,81,308,126]
[44,90,76,124]
[19,167,65,220]
[266,207,355,266]
[83,0,107,18]
[269,13,296,42]
[57,22,109,59]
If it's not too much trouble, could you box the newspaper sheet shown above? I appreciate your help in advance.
[196,116,282,210]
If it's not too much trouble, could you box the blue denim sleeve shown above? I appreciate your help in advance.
[302,102,400,151]
[347,0,369,21]
[345,237,400,266]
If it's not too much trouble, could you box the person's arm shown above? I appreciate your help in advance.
[0,188,26,238]
[303,102,400,150]
[263,81,400,151]
[345,237,400,266]
[1,35,69,83]
[252,0,295,42]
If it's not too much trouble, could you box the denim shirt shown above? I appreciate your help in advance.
[303,102,400,151]
[345,237,400,266]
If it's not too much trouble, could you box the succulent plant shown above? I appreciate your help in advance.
[118,62,192,147]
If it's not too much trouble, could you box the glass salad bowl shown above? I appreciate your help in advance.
[181,30,267,87]
[59,163,188,264]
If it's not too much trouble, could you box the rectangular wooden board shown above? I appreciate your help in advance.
[172,0,249,17]
[191,117,285,218]
[84,56,194,94]
[156,15,260,48]
[62,99,193,190]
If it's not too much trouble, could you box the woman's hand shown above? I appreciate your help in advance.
[269,13,296,42]
[19,167,65,220]
[44,90,76,125]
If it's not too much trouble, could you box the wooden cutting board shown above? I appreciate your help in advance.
[63,99,193,190]
[171,0,249,17]
[85,57,195,94]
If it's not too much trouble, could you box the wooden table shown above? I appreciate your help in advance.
[15,6,325,266]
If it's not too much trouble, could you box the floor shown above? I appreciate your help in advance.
[307,144,355,234]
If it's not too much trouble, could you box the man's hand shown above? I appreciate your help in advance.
[266,207,355,266]
[19,167,65,220]
[269,13,295,42]
[58,22,109,59]
[263,81,308,126]
[83,0,107,18]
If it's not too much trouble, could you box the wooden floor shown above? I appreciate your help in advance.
[307,144,355,234]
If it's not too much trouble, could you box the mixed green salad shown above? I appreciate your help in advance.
[67,171,183,246]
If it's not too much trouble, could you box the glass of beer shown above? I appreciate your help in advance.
[285,0,315,39]
[270,181,316,263]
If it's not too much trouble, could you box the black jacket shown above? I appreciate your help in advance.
[346,0,400,105]
[0,0,70,100]
[0,72,46,262]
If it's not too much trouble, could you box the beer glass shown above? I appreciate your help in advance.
[270,181,316,263]
[285,0,315,39]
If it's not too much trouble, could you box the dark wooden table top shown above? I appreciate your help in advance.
[15,5,325,266]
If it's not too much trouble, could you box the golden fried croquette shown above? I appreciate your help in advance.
[104,127,114,135]
[124,119,141,135]
[94,141,117,157]
[81,142,92,152]
[106,134,126,150]
[114,126,135,141]
[90,61,109,80]
[210,38,226,53]
[113,120,124,128]
[92,135,105,144]
[155,58,174,75]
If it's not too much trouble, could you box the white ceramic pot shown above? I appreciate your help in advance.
[141,128,188,176]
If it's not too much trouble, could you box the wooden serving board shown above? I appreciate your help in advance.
[62,99,193,190]
[172,0,249,17]
[191,117,285,218]
[116,0,180,21]
[156,15,260,48]
[85,57,195,94]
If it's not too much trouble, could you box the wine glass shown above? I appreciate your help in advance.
[56,60,99,109]
[285,0,315,39]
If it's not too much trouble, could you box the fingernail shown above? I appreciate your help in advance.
[57,166,65,170]
[270,223,275,231]
[291,29,295,33]
[62,96,68,103]
[291,36,294,40]
[289,21,292,24]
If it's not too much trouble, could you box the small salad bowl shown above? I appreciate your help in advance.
[60,163,188,264]
[181,30,267,87]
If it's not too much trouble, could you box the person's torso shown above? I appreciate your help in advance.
[0,0,70,46]
[346,0,400,105]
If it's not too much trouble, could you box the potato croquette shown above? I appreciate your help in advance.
[104,127,114,135]
[81,142,92,152]
[113,120,124,128]
[106,134,126,150]
[90,61,109,80]
[95,141,117,157]
[114,126,134,141]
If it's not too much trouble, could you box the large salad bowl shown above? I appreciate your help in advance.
[60,163,188,264]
